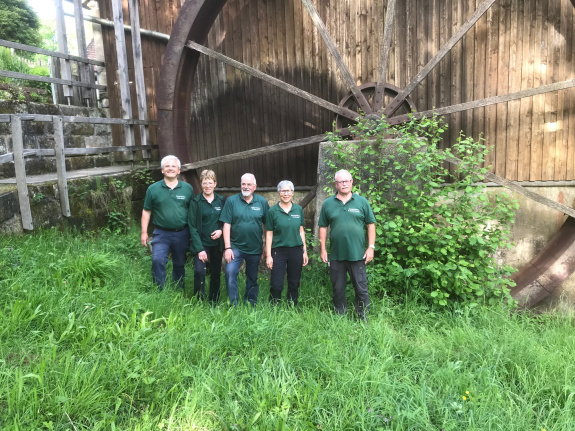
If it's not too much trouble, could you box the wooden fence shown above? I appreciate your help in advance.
[0,114,157,231]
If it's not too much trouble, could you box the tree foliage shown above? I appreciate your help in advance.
[0,0,41,47]
[325,114,519,307]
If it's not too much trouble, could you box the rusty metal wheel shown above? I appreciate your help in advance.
[158,0,575,307]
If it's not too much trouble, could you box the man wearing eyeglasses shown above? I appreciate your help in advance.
[220,173,270,306]
[318,169,376,321]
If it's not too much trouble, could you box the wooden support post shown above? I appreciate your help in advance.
[54,0,73,103]
[11,116,33,230]
[128,0,150,157]
[53,117,71,217]
[111,0,135,149]
[72,0,95,106]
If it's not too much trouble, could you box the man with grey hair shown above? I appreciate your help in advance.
[141,155,194,291]
[220,173,269,306]
[318,169,376,320]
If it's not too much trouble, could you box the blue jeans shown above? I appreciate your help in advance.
[150,227,189,291]
[224,248,261,306]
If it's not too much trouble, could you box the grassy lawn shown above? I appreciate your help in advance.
[1,228,574,430]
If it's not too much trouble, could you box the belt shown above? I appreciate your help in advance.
[155,225,187,232]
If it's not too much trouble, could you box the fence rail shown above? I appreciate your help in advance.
[1,114,156,231]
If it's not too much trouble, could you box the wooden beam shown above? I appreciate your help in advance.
[0,70,106,90]
[180,134,328,172]
[11,116,33,230]
[128,0,150,154]
[387,79,575,125]
[53,117,71,217]
[300,0,372,114]
[384,0,496,117]
[299,185,317,209]
[186,41,360,122]
[0,39,105,66]
[111,0,135,147]
[54,0,73,100]
[0,113,154,125]
[373,0,397,111]
[445,155,575,218]
[72,0,93,105]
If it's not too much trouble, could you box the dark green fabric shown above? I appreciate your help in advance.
[318,193,375,261]
[219,194,269,254]
[265,203,304,248]
[143,180,194,229]
[188,193,226,253]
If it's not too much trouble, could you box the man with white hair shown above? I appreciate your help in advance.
[141,155,194,291]
[319,169,376,320]
[220,173,269,306]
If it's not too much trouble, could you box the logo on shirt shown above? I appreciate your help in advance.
[348,208,360,213]
[251,207,261,211]
[215,207,221,211]
[176,195,186,200]
[290,214,301,219]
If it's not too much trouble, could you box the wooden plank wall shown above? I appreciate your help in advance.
[99,0,575,187]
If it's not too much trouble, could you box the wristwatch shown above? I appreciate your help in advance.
[368,244,375,249]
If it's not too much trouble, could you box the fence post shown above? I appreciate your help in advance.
[11,116,33,230]
[53,117,71,217]
[54,0,73,104]
[72,0,95,107]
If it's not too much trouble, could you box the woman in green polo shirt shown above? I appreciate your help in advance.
[265,180,308,306]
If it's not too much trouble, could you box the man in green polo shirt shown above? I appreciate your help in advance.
[220,173,269,306]
[141,155,194,291]
[318,169,376,320]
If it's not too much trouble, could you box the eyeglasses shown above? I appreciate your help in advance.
[279,190,293,194]
[335,180,351,184]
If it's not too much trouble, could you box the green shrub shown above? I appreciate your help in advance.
[325,114,518,307]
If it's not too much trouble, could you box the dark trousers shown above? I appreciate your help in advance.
[329,260,370,318]
[193,246,223,302]
[269,246,304,306]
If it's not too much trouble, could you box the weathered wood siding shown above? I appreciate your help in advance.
[100,0,575,187]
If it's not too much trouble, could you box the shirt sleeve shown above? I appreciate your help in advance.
[265,209,275,231]
[188,199,204,254]
[364,200,376,224]
[318,202,329,227]
[219,196,233,224]
[143,187,153,211]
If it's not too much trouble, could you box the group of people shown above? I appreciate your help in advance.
[141,155,376,320]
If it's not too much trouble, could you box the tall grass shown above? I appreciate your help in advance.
[1,227,575,430]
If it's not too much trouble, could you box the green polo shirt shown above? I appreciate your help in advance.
[219,193,269,254]
[265,203,304,248]
[318,193,375,261]
[188,193,225,253]
[143,180,194,229]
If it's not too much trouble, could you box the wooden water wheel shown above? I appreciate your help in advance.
[157,0,575,306]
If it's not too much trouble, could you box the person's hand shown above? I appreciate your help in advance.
[321,250,328,263]
[363,247,374,264]
[140,232,149,247]
[198,250,208,262]
[224,248,234,263]
[303,251,309,266]
[210,229,222,240]
[266,255,273,270]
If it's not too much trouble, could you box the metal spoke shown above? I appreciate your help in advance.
[373,0,397,112]
[383,0,496,117]
[300,0,372,114]
[187,41,360,122]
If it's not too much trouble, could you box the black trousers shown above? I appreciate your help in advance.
[269,246,304,306]
[193,245,223,302]
[329,260,370,318]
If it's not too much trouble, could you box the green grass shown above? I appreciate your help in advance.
[1,227,575,430]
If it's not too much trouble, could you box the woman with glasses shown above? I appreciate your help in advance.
[265,180,308,306]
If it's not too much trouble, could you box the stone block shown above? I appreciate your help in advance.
[0,192,19,223]
[84,135,111,148]
[26,157,56,176]
[68,123,95,136]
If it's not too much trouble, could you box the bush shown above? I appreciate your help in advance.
[325,114,518,307]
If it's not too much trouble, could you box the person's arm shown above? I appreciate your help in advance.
[188,200,206,258]
[300,226,308,266]
[363,223,376,263]
[319,226,328,263]
[223,223,234,263]
[141,210,151,246]
[266,230,274,269]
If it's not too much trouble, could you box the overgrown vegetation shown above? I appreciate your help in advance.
[1,228,574,430]
[325,115,519,307]
[0,46,52,103]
